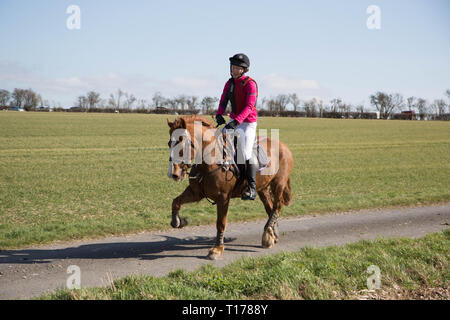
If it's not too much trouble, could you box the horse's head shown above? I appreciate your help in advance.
[166,115,215,182]
[166,117,191,181]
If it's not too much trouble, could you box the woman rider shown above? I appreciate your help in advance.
[215,53,258,200]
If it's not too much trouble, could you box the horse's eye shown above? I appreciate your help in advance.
[168,141,171,147]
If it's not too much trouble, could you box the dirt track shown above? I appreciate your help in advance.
[0,203,449,299]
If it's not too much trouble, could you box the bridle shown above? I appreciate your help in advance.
[167,128,238,205]
[168,138,195,173]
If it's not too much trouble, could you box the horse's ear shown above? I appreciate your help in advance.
[180,117,186,128]
[167,118,173,128]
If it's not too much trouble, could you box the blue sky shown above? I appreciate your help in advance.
[0,0,449,109]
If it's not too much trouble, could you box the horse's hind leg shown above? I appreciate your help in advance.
[171,185,203,228]
[258,186,280,247]
[261,180,287,248]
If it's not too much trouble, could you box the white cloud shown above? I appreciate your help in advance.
[257,73,332,103]
[0,61,224,105]
[171,77,209,89]
[260,73,320,91]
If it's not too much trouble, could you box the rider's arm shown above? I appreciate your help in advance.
[234,80,257,123]
[216,80,231,116]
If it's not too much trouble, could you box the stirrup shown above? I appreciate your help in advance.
[220,161,230,171]
[241,188,256,200]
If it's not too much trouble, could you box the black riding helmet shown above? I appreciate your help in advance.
[229,53,250,68]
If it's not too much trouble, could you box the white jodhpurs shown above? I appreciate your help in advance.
[222,120,257,164]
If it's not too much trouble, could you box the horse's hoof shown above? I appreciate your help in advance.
[179,217,188,228]
[262,227,275,249]
[171,216,188,229]
[207,253,220,260]
[207,245,224,260]
[170,216,180,228]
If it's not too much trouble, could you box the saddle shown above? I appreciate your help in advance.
[222,136,270,179]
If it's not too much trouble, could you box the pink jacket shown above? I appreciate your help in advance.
[216,74,258,123]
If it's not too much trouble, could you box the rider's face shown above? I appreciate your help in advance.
[231,65,244,79]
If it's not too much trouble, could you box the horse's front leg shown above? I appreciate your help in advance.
[207,197,230,260]
[171,185,202,228]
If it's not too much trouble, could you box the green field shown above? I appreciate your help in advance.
[0,112,449,249]
[43,230,449,300]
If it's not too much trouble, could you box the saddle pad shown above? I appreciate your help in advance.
[253,143,269,171]
[230,142,269,171]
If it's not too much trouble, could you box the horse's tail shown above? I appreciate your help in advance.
[282,177,292,206]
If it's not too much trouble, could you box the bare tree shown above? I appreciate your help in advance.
[266,97,276,112]
[304,98,318,117]
[12,88,27,108]
[343,102,353,117]
[369,92,403,119]
[275,94,289,112]
[317,99,324,117]
[330,98,342,113]
[123,93,136,110]
[152,92,166,110]
[86,91,101,109]
[77,95,88,109]
[390,93,404,113]
[0,89,10,106]
[370,92,389,118]
[289,93,301,112]
[338,102,347,114]
[430,99,446,117]
[201,96,218,114]
[165,98,178,113]
[260,97,267,111]
[23,89,41,111]
[175,95,187,112]
[186,96,199,111]
[109,89,124,109]
[329,98,352,117]
[445,89,450,113]
[416,98,427,120]
[406,96,416,111]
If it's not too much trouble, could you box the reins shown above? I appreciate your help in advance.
[170,126,237,206]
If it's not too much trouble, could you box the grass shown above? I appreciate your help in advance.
[0,112,449,249]
[42,229,450,300]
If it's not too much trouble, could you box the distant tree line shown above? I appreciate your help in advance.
[0,88,42,111]
[1,88,449,120]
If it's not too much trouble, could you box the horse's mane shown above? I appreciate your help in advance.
[172,115,215,129]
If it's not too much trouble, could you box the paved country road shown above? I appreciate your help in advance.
[0,203,449,299]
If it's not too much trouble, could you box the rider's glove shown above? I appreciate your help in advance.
[216,114,226,126]
[224,119,239,130]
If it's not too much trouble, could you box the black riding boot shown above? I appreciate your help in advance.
[241,160,257,200]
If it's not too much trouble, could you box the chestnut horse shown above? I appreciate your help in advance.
[167,115,293,260]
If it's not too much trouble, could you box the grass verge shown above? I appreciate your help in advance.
[42,229,449,300]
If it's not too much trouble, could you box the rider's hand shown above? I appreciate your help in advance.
[216,114,226,126]
[224,119,239,130]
